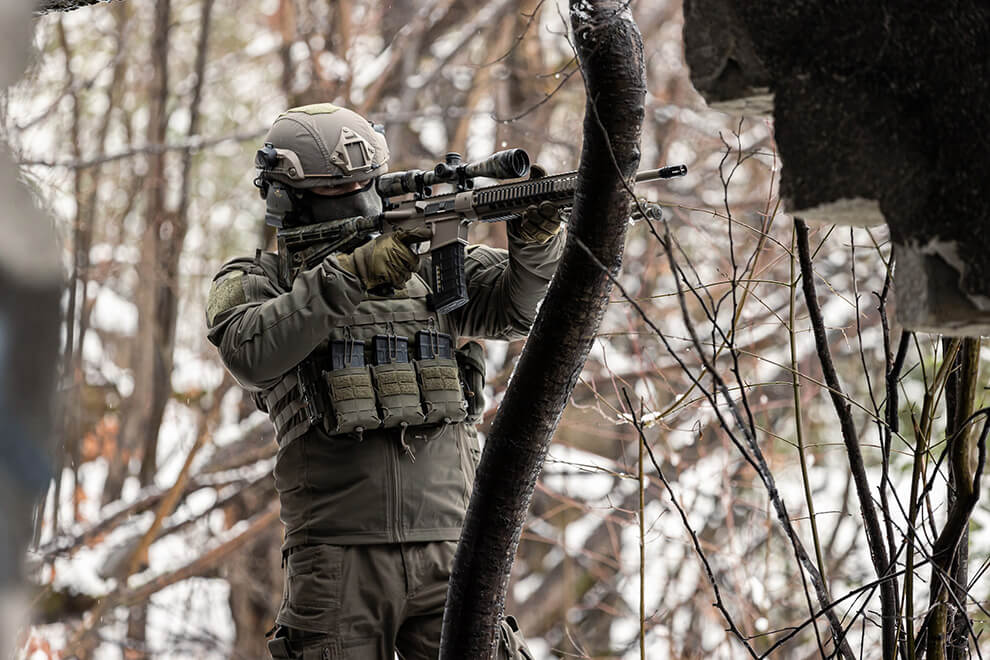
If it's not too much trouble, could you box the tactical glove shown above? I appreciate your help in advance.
[496,616,535,660]
[514,201,562,244]
[337,226,432,290]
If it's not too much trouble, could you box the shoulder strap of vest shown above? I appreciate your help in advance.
[214,255,258,280]
[253,250,282,285]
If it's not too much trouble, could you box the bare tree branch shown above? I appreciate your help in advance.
[622,389,759,658]
[17,129,267,170]
[794,217,898,659]
[34,0,124,15]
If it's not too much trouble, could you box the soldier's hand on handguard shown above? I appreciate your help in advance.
[336,226,432,290]
[514,201,563,244]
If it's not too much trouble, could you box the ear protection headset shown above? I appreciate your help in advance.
[254,143,300,228]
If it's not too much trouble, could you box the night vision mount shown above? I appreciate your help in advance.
[253,142,279,200]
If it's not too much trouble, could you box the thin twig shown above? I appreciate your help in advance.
[573,233,854,659]
[788,223,830,656]
[17,128,268,169]
[622,389,758,658]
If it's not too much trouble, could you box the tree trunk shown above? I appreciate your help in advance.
[439,1,647,657]
[105,0,172,503]
[116,1,170,654]
[925,337,981,660]
[493,0,556,160]
[0,3,61,657]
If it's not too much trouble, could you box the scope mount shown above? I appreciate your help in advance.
[412,171,432,201]
[432,152,475,193]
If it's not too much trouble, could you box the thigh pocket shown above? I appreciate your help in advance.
[280,545,343,634]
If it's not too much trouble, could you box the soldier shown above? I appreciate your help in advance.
[205,104,561,660]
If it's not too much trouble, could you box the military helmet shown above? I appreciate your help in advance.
[255,103,389,190]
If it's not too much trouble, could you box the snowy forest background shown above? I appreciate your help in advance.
[3,0,989,658]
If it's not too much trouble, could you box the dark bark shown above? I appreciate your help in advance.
[35,0,123,14]
[681,0,770,105]
[439,1,646,657]
[682,1,990,332]
[795,218,898,660]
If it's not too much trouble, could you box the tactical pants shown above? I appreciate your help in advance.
[269,541,454,660]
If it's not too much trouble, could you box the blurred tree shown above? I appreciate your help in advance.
[0,2,61,658]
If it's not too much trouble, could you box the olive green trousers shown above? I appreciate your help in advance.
[269,541,455,660]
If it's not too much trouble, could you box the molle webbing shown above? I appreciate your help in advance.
[336,308,433,328]
[273,399,306,430]
[419,364,460,391]
[265,371,313,446]
[328,370,374,400]
[376,367,419,396]
[372,362,425,429]
[260,272,473,443]
[267,371,298,406]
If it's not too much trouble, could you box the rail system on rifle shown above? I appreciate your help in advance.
[276,148,687,313]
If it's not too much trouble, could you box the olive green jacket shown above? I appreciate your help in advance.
[206,227,562,548]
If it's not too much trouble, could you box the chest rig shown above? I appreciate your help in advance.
[261,271,480,450]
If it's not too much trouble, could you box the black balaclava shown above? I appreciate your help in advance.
[294,179,383,225]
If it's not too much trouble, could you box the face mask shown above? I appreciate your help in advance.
[296,180,383,224]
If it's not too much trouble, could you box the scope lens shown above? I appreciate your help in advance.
[508,150,529,176]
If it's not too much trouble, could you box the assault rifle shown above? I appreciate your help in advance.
[276,149,686,313]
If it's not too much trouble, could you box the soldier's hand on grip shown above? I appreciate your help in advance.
[514,201,562,244]
[337,226,431,290]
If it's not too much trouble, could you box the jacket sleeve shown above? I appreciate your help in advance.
[206,255,365,391]
[449,224,564,341]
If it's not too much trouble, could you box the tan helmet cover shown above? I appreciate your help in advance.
[260,103,389,189]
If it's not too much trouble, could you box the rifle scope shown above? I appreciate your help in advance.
[377,149,531,198]
[446,148,530,180]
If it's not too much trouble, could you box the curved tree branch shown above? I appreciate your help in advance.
[35,0,123,14]
[439,1,646,657]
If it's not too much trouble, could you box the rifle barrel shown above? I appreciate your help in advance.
[635,164,687,182]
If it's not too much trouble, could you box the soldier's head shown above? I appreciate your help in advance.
[254,103,389,228]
